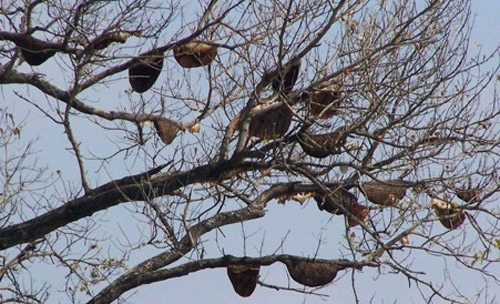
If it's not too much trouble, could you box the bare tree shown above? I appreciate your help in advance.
[0,0,499,303]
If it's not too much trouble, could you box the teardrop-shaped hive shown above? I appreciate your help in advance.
[431,198,467,230]
[298,126,348,158]
[227,264,260,297]
[173,41,217,68]
[128,51,164,93]
[284,259,338,287]
[360,180,409,206]
[307,90,341,119]
[154,119,180,145]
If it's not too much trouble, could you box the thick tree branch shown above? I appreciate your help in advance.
[86,182,345,304]
[88,254,375,304]
[0,159,262,250]
[0,155,333,251]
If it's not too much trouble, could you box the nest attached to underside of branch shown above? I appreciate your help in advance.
[431,198,467,230]
[283,259,339,287]
[297,126,348,158]
[307,90,342,119]
[236,104,293,140]
[173,41,217,68]
[314,186,368,227]
[227,264,260,297]
[128,51,164,93]
[154,119,180,145]
[360,180,410,206]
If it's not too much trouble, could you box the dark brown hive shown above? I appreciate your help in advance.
[271,60,301,93]
[128,52,164,93]
[227,264,260,297]
[298,126,348,158]
[244,105,293,140]
[308,90,342,119]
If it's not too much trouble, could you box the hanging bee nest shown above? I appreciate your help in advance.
[314,186,367,227]
[297,126,348,158]
[454,183,481,203]
[307,90,342,119]
[314,186,356,215]
[270,60,301,93]
[283,259,338,287]
[431,198,467,230]
[10,35,57,66]
[238,104,293,140]
[173,41,217,68]
[346,204,369,227]
[153,118,180,145]
[20,47,56,66]
[455,188,481,203]
[128,51,164,93]
[360,180,410,206]
[226,264,260,297]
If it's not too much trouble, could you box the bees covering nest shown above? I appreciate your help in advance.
[297,126,348,158]
[173,41,217,68]
[153,119,180,145]
[237,104,293,140]
[270,60,301,93]
[314,186,368,227]
[128,51,164,93]
[283,259,339,287]
[307,90,342,119]
[314,186,356,214]
[455,185,481,203]
[359,180,410,206]
[226,264,260,297]
[9,35,57,66]
[431,198,467,230]
[346,204,370,227]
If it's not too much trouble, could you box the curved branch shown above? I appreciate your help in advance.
[88,254,375,304]
[0,159,261,250]
[0,155,331,251]
[86,182,351,304]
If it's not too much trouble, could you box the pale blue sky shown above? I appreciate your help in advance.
[2,1,499,304]
[129,2,500,304]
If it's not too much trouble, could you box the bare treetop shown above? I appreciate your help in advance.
[0,0,499,303]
